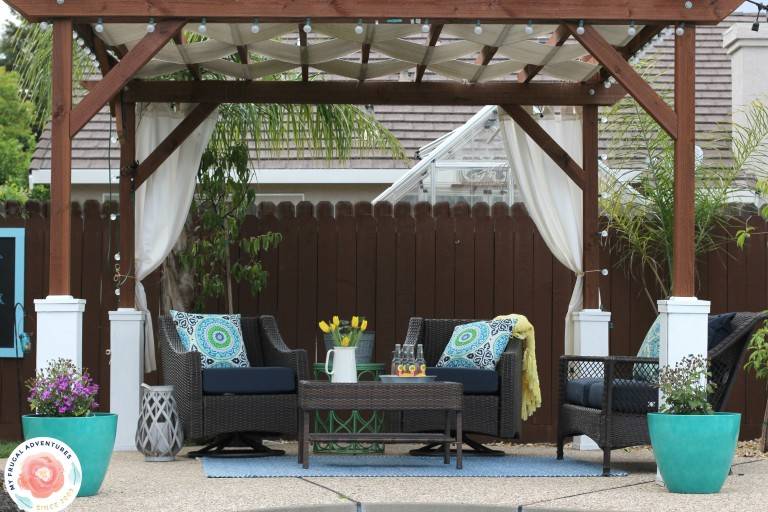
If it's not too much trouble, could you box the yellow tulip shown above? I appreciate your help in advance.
[361,319,368,332]
[332,315,340,327]
[351,316,359,328]
[318,321,331,333]
[341,336,351,347]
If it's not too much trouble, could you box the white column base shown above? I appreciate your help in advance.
[658,297,710,368]
[109,308,145,451]
[572,309,611,451]
[34,295,86,370]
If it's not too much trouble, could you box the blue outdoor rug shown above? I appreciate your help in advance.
[202,455,627,478]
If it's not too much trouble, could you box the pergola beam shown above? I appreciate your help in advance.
[117,80,627,106]
[69,19,186,138]
[567,23,678,139]
[500,104,585,190]
[518,24,570,83]
[5,0,742,24]
[415,24,443,83]
[582,104,600,309]
[133,103,219,189]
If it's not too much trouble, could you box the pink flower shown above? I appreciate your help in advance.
[17,454,65,499]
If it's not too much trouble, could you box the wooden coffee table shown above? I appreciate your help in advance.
[298,381,463,469]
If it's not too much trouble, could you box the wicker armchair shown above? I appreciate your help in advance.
[158,314,308,457]
[557,311,767,475]
[400,318,523,455]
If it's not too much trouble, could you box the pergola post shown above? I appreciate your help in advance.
[34,19,86,370]
[572,104,611,451]
[110,99,146,451]
[658,26,710,383]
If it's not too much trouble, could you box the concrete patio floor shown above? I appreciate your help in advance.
[5,442,756,512]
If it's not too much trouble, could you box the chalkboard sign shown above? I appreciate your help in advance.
[0,228,24,358]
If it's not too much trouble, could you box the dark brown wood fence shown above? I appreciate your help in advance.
[1,200,766,443]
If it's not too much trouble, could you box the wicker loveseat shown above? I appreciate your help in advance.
[400,317,524,454]
[158,314,308,457]
[557,311,767,475]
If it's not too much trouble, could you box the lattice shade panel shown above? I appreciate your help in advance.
[94,22,642,83]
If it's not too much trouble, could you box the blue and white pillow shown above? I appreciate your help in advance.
[170,311,250,368]
[633,316,661,381]
[437,318,517,370]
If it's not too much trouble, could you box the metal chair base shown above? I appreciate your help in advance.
[187,432,285,458]
[409,434,506,457]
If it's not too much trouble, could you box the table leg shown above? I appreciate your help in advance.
[303,410,311,469]
[455,410,463,470]
[443,410,450,465]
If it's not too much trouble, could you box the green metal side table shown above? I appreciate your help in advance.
[311,362,385,454]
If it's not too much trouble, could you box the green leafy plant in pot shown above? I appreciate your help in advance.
[22,359,116,497]
[647,355,740,494]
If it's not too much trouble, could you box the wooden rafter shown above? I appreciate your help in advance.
[299,23,309,82]
[116,80,628,106]
[134,103,219,188]
[359,43,371,82]
[5,0,742,24]
[174,32,202,80]
[620,24,666,59]
[567,23,677,139]
[500,104,585,189]
[415,24,443,83]
[70,19,186,137]
[518,24,570,83]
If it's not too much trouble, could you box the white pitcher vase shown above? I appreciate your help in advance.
[325,346,358,383]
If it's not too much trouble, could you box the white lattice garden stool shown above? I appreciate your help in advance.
[135,384,184,461]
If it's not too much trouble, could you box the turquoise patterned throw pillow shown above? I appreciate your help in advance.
[437,319,517,370]
[170,311,250,368]
[634,316,661,381]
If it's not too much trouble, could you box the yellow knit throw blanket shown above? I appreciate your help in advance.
[494,314,542,421]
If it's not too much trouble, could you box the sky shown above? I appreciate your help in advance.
[0,2,761,27]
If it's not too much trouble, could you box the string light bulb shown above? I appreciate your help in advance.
[251,18,260,34]
[474,20,483,35]
[114,253,121,262]
[56,0,64,4]
[114,288,120,296]
[603,80,612,89]
[685,1,694,8]
[675,22,685,36]
[355,19,364,35]
[421,19,431,33]
[109,213,118,221]
[146,17,156,33]
[40,21,49,30]
[525,20,534,35]
[628,21,637,37]
[303,18,312,33]
[95,17,104,33]
[576,20,585,35]
[198,17,207,34]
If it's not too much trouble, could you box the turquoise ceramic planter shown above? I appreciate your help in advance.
[22,413,117,497]
[648,412,740,494]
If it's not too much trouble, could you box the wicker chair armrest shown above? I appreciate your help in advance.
[498,342,523,438]
[559,355,658,365]
[259,315,309,381]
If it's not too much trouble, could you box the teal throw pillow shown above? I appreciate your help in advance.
[633,316,661,381]
[170,311,250,368]
[437,318,517,370]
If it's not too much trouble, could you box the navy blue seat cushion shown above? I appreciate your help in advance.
[566,378,658,413]
[426,367,499,395]
[708,313,736,351]
[202,367,296,395]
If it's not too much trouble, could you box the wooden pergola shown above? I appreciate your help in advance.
[5,0,741,315]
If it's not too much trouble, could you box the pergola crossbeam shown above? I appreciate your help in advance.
[518,24,570,84]
[116,80,627,106]
[500,104,585,190]
[133,102,219,189]
[69,19,186,138]
[415,24,443,83]
[567,23,678,139]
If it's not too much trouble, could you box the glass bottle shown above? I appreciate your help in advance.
[415,344,426,377]
[391,344,402,376]
[406,345,417,377]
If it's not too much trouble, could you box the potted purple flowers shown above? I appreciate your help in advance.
[22,359,117,496]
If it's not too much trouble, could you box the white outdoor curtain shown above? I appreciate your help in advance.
[134,103,218,372]
[500,110,585,354]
